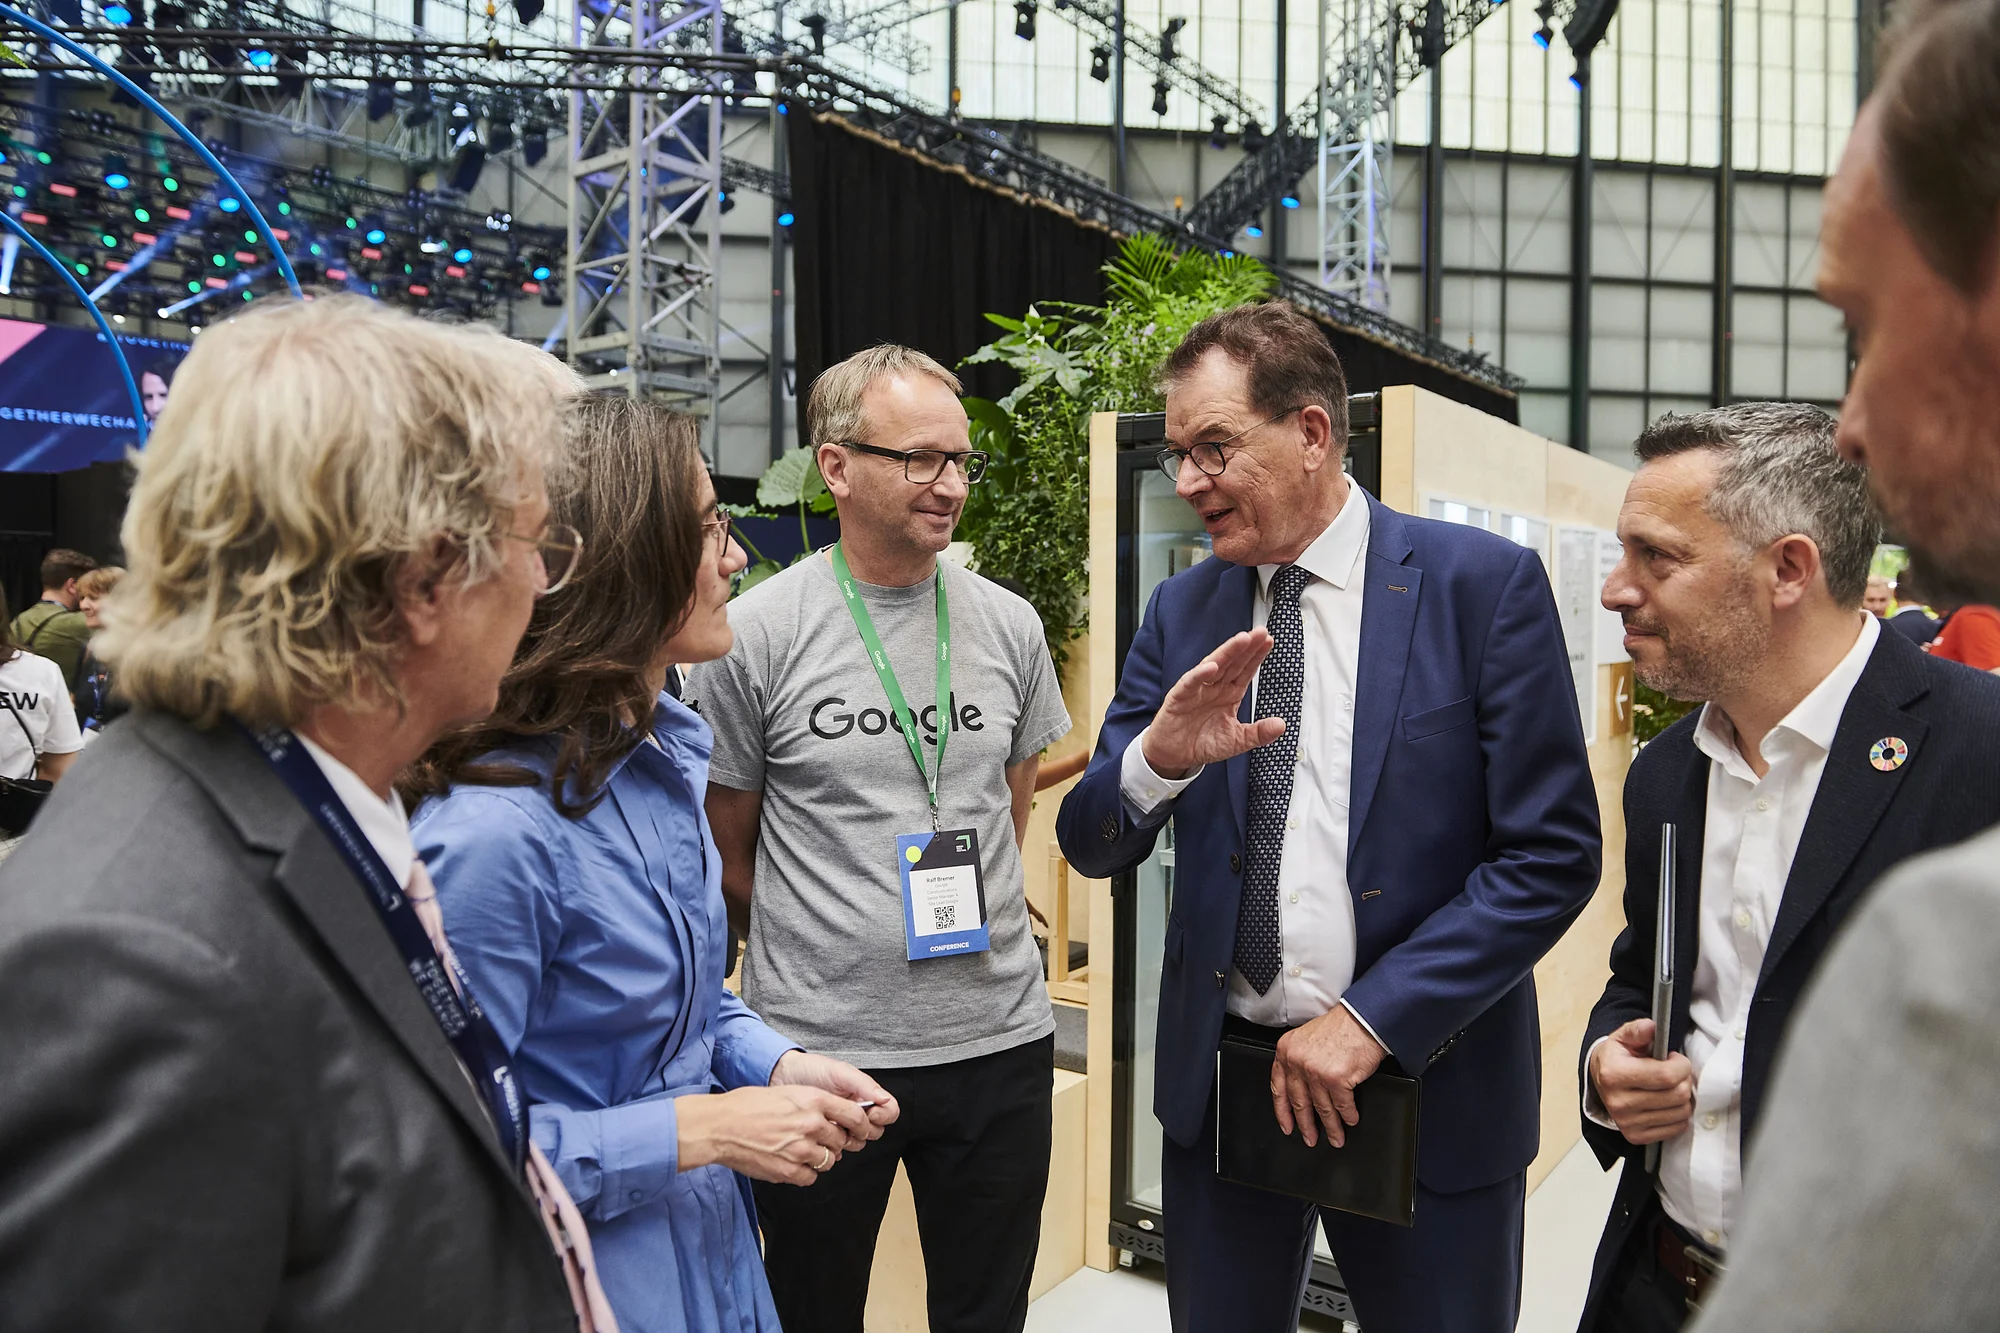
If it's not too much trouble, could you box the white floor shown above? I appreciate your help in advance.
[1024,1138,1621,1333]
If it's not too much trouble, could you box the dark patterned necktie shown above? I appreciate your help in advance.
[1234,563,1310,996]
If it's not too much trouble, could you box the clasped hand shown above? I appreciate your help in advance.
[676,1051,900,1187]
[1270,1005,1386,1149]
[1141,629,1288,780]
[1590,1018,1695,1146]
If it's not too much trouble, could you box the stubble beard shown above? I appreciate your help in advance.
[1629,578,1769,706]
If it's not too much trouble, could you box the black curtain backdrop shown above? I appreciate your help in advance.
[787,111,1116,428]
[787,113,1518,441]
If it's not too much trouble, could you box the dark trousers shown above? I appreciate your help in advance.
[754,1033,1054,1333]
[1586,1196,1696,1333]
[1161,1096,1525,1333]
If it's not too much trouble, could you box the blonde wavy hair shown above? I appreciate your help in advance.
[96,295,581,728]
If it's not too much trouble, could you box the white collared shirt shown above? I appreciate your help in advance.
[296,732,416,889]
[1587,611,1878,1251]
[1122,479,1375,1031]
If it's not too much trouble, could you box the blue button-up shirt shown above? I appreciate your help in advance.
[414,692,798,1333]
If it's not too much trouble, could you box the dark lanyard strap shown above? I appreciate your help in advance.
[237,721,526,1172]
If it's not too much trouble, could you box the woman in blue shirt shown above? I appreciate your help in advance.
[405,399,899,1333]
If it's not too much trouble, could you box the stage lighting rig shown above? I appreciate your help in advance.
[1239,119,1269,152]
[1159,17,1186,62]
[367,77,396,122]
[522,120,549,167]
[512,0,544,21]
[1209,114,1229,150]
[800,13,828,55]
[1014,0,1037,41]
[1089,44,1111,82]
[1151,78,1169,116]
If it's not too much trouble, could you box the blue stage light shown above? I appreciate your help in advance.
[453,246,474,263]
[104,171,131,189]
[366,228,387,244]
[777,211,795,227]
[104,2,132,22]
[1280,194,1301,209]
[1245,224,1264,238]
[532,264,552,280]
[1532,28,1551,47]
[248,48,276,69]
[219,197,241,212]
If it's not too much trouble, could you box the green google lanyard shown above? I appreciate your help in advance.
[829,542,951,833]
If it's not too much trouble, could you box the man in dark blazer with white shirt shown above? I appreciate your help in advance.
[1058,301,1602,1332]
[1578,404,2000,1332]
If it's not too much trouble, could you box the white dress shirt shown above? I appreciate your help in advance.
[1122,480,1381,1033]
[296,732,416,887]
[1586,612,1878,1251]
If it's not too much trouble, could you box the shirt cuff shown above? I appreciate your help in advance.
[712,1016,801,1092]
[1582,1035,1620,1130]
[1338,999,1392,1060]
[1120,727,1204,822]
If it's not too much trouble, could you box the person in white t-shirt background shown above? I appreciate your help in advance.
[0,591,83,858]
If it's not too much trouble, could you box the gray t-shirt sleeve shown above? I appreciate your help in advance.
[690,616,769,791]
[1008,606,1073,767]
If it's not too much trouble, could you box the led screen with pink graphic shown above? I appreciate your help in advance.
[0,318,187,473]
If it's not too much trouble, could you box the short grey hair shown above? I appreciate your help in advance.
[1633,402,1880,608]
[805,344,962,448]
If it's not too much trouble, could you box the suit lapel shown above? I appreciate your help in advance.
[1348,496,1420,851]
[1758,639,1930,989]
[272,824,526,1184]
[1219,560,1258,839]
[136,714,526,1188]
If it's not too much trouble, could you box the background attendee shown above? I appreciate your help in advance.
[1862,574,1892,616]
[1057,301,1601,1333]
[9,548,96,692]
[1887,563,1940,645]
[74,566,126,731]
[139,353,178,428]
[0,589,82,859]
[0,295,588,1330]
[1582,404,2000,1333]
[1690,0,2000,1327]
[1927,598,2000,670]
[695,345,1072,1333]
[408,397,894,1333]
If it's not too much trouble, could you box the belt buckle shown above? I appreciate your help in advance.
[1681,1242,1725,1314]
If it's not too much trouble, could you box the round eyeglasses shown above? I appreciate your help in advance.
[1155,407,1303,482]
[508,521,584,597]
[840,440,991,485]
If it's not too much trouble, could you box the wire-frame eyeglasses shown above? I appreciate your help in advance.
[1154,407,1302,482]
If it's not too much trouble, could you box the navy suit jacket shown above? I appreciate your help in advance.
[1058,491,1603,1193]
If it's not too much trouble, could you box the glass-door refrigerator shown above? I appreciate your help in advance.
[1105,398,1381,1327]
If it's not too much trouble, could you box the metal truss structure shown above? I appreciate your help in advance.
[8,7,1522,399]
[1187,0,1602,313]
[788,56,1522,393]
[1315,0,1397,309]
[565,0,724,454]
[1040,0,1266,130]
[729,0,933,79]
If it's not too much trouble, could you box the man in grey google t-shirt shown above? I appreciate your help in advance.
[693,344,1071,1333]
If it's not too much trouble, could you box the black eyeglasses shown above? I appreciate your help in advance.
[1155,407,1303,482]
[841,441,991,485]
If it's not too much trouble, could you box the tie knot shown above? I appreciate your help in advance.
[1271,564,1311,602]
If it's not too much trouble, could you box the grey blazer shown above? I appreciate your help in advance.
[1690,821,2000,1332]
[0,711,576,1331]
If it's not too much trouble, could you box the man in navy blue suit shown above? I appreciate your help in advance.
[1057,301,1602,1332]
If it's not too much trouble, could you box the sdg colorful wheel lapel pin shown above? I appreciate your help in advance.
[1870,737,1910,772]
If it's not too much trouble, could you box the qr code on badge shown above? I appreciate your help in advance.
[931,904,957,932]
